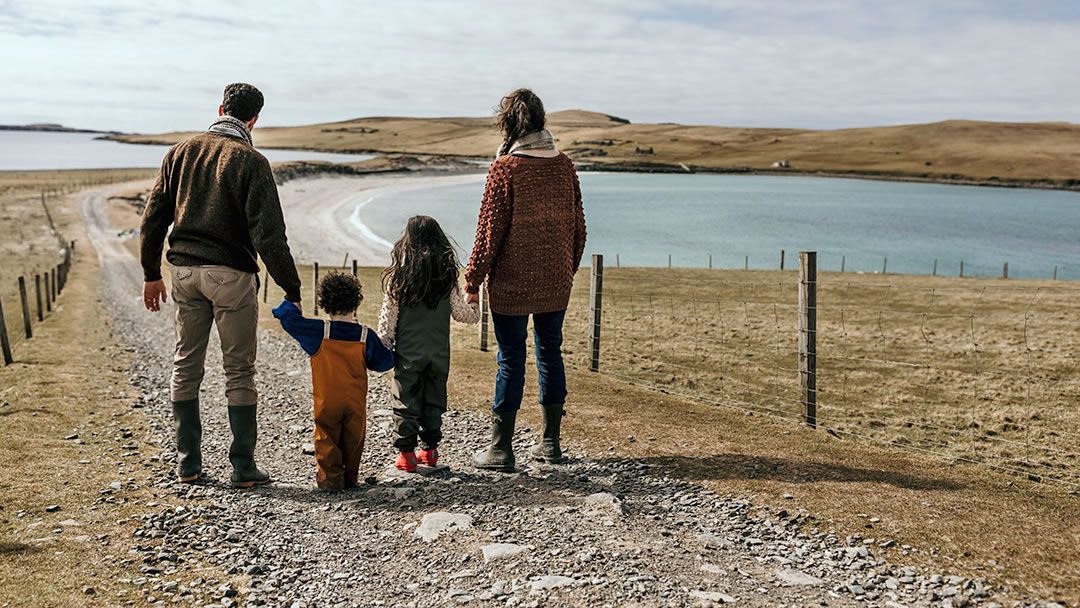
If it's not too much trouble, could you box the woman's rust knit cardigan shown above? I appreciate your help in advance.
[464,153,587,316]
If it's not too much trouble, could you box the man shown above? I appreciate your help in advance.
[140,83,303,488]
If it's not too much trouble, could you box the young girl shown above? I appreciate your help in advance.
[378,215,480,472]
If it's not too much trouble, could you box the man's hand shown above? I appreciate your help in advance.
[143,280,167,312]
[466,291,480,306]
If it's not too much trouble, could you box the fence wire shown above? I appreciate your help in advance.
[559,264,1080,487]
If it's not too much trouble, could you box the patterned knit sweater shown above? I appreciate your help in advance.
[464,153,586,316]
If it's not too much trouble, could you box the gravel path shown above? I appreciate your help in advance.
[79,186,1038,608]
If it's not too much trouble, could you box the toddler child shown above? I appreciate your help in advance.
[378,215,480,472]
[273,272,394,490]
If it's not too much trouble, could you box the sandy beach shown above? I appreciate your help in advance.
[276,171,486,266]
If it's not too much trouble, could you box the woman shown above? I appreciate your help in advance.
[464,88,587,472]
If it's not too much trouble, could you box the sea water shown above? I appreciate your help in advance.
[357,172,1080,280]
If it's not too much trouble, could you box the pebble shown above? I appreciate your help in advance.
[775,569,823,586]
[414,512,473,542]
[530,576,574,591]
[481,543,529,563]
[45,505,60,512]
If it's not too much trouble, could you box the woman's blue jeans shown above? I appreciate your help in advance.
[491,309,567,412]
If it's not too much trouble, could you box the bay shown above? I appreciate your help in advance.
[358,172,1080,280]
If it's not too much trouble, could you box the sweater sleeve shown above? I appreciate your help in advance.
[376,291,398,350]
[272,300,323,356]
[139,150,175,282]
[364,330,395,372]
[244,157,303,302]
[570,161,587,275]
[450,284,481,324]
[464,160,513,294]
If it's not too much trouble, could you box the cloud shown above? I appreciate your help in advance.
[1,0,1078,132]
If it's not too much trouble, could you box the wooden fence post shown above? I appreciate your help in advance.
[744,255,748,270]
[1002,262,1009,279]
[708,254,712,270]
[56,264,63,293]
[799,251,817,429]
[780,249,785,270]
[34,274,43,321]
[1053,265,1058,280]
[667,254,671,268]
[41,192,57,234]
[959,261,964,278]
[43,273,51,313]
[882,257,887,274]
[589,254,604,372]
[352,260,358,277]
[933,259,938,276]
[479,284,489,352]
[841,255,846,273]
[0,294,13,365]
[51,267,57,300]
[615,254,620,268]
[18,277,32,338]
[312,262,319,315]
[262,270,268,303]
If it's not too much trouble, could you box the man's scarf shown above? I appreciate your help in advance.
[207,115,253,146]
[498,129,556,158]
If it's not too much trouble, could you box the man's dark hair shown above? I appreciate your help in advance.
[222,83,264,122]
[317,272,363,316]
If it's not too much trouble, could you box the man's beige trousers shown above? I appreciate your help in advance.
[170,265,259,406]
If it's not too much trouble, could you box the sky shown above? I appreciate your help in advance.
[2,0,1079,133]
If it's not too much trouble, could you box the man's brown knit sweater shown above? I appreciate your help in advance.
[464,153,586,316]
[140,132,302,302]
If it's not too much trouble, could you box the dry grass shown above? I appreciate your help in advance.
[94,195,1080,604]
[0,172,180,607]
[109,110,1080,186]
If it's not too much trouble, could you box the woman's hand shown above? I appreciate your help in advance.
[466,291,480,306]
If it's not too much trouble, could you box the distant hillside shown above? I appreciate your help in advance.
[106,110,1080,189]
[1,123,118,134]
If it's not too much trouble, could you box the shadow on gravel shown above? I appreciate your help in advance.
[216,468,617,510]
[619,454,965,491]
[0,541,42,556]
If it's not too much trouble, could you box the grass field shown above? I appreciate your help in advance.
[109,110,1080,188]
[0,170,191,607]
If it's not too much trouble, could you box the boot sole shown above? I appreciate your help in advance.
[177,473,201,483]
[533,456,569,464]
[231,478,271,489]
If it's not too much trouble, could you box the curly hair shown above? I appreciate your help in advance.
[495,88,546,156]
[317,272,363,316]
[382,215,459,310]
[222,83,264,122]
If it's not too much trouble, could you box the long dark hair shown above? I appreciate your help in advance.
[495,88,546,156]
[382,215,459,309]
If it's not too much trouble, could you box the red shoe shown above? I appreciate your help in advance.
[417,447,439,467]
[395,451,417,473]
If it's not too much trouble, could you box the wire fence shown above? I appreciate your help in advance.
[504,254,1080,487]
[0,190,78,365]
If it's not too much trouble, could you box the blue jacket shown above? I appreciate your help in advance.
[272,300,395,372]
